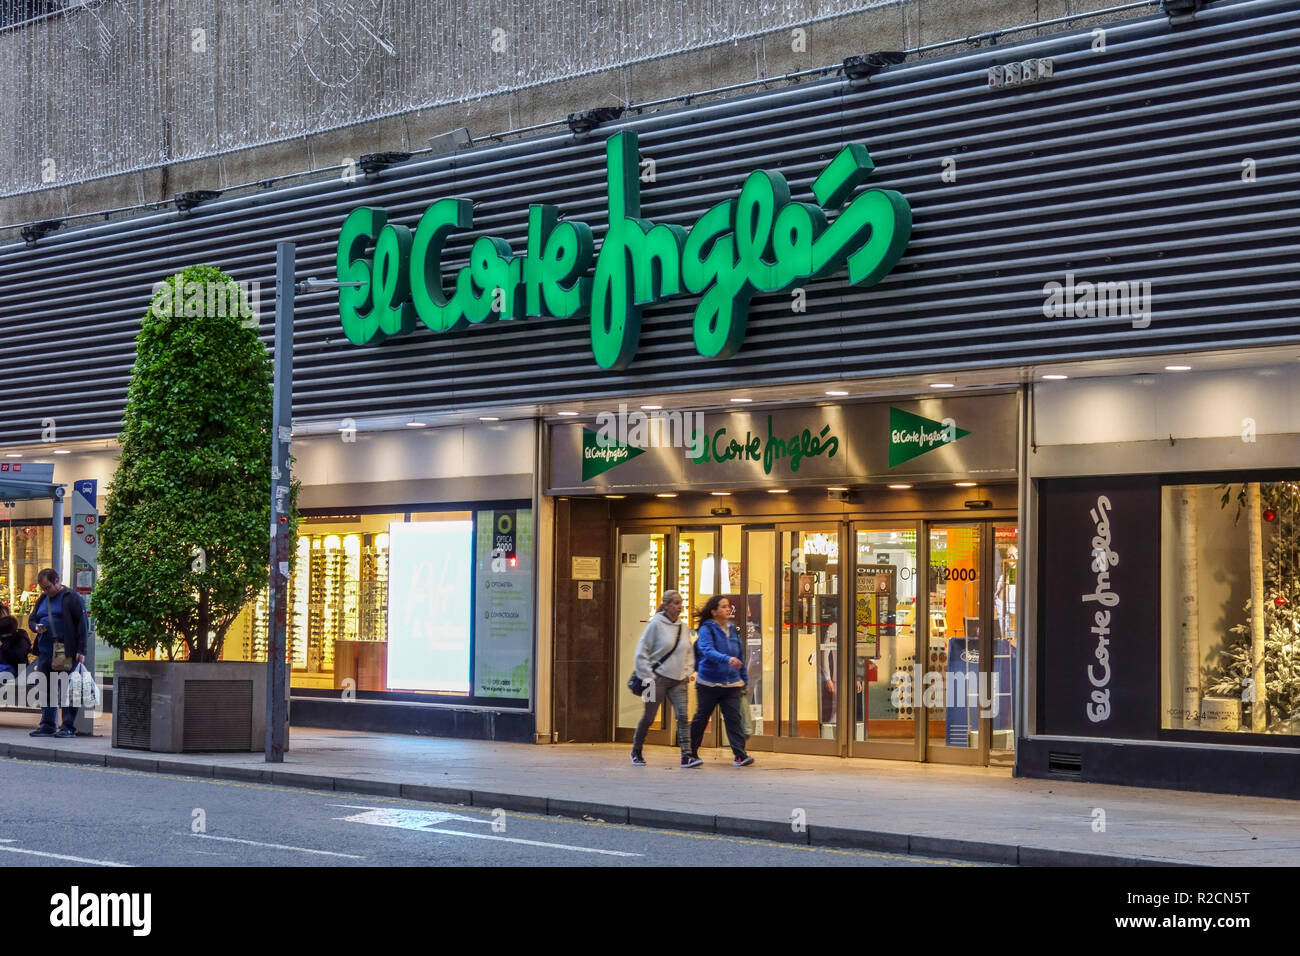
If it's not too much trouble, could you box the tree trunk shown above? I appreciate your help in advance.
[1247,482,1267,732]
[1178,486,1201,729]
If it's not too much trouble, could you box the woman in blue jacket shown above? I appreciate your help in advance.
[688,595,754,767]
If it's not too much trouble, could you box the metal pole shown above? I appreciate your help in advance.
[266,241,294,762]
[51,490,64,580]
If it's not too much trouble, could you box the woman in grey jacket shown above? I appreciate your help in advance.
[631,591,701,768]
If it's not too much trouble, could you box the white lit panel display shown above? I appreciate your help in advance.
[385,520,473,692]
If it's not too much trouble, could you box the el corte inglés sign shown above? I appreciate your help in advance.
[335,132,911,369]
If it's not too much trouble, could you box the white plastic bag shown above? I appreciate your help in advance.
[66,663,98,710]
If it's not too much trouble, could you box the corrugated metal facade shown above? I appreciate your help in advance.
[1,0,1297,445]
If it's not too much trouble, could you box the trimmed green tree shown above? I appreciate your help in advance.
[94,264,286,662]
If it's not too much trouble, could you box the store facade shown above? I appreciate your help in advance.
[1,0,1298,786]
[1021,365,1300,798]
[548,394,1021,765]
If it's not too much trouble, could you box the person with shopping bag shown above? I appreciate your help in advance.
[26,568,87,738]
[688,595,754,767]
[629,591,699,768]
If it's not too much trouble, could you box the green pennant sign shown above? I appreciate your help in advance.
[582,427,645,480]
[889,407,970,467]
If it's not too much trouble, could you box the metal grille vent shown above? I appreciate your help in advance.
[0,1,1297,444]
[114,676,152,749]
[1048,751,1083,778]
[181,679,253,752]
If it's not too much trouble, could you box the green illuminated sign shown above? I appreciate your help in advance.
[888,407,970,467]
[691,416,840,475]
[582,427,645,480]
[337,132,911,369]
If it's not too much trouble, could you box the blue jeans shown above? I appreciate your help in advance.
[36,657,78,733]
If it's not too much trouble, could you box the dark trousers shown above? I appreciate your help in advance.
[690,683,747,759]
[36,657,78,733]
[632,676,690,755]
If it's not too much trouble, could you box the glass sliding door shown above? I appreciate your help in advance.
[851,524,919,758]
[615,530,672,746]
[990,525,1019,762]
[680,528,721,749]
[925,523,986,765]
[740,527,776,747]
[778,526,842,754]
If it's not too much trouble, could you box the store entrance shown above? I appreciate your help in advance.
[612,512,1018,765]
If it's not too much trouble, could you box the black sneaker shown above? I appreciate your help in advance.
[630,750,646,766]
[733,754,754,767]
[681,754,703,768]
[54,728,76,739]
[29,728,55,737]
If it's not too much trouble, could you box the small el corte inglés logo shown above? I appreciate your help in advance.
[888,407,970,467]
[582,427,645,481]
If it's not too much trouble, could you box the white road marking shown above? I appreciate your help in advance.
[332,805,642,857]
[185,833,364,859]
[416,827,642,856]
[0,844,131,866]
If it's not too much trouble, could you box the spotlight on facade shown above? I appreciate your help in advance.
[843,51,906,81]
[20,219,64,248]
[427,127,473,156]
[358,151,413,177]
[566,107,625,136]
[173,190,223,216]
[1161,0,1204,25]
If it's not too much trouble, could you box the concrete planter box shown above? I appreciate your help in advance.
[113,660,267,753]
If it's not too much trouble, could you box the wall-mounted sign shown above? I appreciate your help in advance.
[889,407,971,467]
[549,394,1017,493]
[336,131,911,370]
[1038,478,1160,739]
[571,556,602,579]
[474,509,533,700]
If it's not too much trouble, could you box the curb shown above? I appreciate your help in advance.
[0,745,1198,867]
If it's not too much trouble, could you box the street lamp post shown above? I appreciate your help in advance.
[266,242,294,762]
[265,249,363,763]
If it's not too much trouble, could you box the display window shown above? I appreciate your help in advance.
[0,519,72,615]
[1161,481,1300,737]
[227,505,533,705]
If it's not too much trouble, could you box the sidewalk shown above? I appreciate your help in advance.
[1,712,1296,866]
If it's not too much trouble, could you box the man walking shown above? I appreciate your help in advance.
[27,568,87,738]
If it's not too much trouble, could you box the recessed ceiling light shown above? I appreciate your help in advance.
[405,421,427,428]
[827,486,849,492]
[1165,365,1191,372]
[53,450,70,455]
[710,491,732,496]
[826,389,849,397]
[605,494,626,499]
[655,492,677,498]
[1042,374,1068,381]
[767,488,789,494]
[955,481,977,488]
[929,383,954,389]
[730,397,753,403]
[4,454,20,458]
[479,416,501,421]
[640,404,662,410]
[888,483,912,490]
[557,411,579,417]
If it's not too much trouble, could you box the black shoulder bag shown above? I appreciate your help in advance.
[627,620,684,697]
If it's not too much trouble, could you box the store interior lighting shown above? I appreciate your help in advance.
[701,554,730,588]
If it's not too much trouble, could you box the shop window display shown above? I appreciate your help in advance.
[229,511,465,691]
[1161,482,1300,736]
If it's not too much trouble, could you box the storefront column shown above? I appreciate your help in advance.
[1017,385,1037,749]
